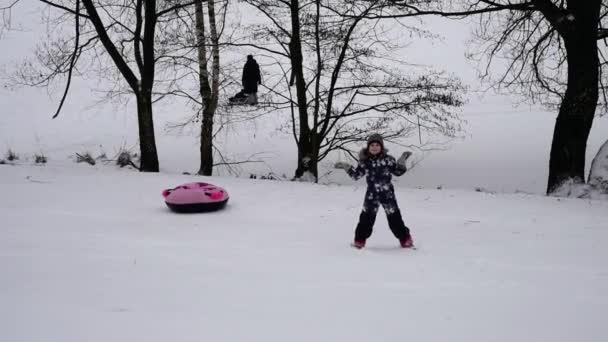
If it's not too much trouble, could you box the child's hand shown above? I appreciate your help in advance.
[358,148,368,161]
[334,161,351,170]
[397,151,412,166]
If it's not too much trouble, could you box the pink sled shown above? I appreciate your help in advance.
[162,182,229,213]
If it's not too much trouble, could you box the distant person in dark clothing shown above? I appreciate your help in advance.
[242,55,261,104]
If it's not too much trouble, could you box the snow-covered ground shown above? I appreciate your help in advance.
[2,5,608,340]
[1,162,607,342]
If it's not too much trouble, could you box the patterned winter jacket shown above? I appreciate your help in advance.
[347,149,407,192]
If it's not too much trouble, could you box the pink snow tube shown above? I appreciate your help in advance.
[162,182,229,213]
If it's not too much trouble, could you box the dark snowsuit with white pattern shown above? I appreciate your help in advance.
[347,150,411,242]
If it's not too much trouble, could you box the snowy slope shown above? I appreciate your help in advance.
[1,163,607,342]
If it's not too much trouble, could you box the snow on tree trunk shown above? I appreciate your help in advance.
[588,138,608,193]
[550,139,608,200]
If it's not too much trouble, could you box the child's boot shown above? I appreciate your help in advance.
[351,240,366,249]
[400,235,414,248]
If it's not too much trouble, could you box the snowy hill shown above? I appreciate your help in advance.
[2,3,608,340]
[2,162,607,342]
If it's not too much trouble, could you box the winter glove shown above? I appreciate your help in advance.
[397,151,412,167]
[334,161,351,170]
[358,148,368,162]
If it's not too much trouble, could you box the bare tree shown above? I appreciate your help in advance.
[238,0,466,181]
[469,0,606,194]
[380,0,608,194]
[194,0,220,175]
[150,0,256,176]
[2,0,199,172]
[0,0,19,36]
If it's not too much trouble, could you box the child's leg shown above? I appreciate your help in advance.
[379,192,411,240]
[386,209,410,240]
[354,210,377,241]
[354,191,379,242]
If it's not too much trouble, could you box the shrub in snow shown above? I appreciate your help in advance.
[474,186,494,194]
[76,152,96,165]
[116,150,138,168]
[6,149,18,161]
[249,173,283,181]
[34,154,47,164]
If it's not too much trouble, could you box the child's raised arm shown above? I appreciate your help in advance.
[390,151,412,176]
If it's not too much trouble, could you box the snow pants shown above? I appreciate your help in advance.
[354,188,410,242]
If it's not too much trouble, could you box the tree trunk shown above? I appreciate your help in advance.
[294,140,319,180]
[137,0,159,172]
[546,1,600,194]
[199,107,214,176]
[136,89,159,172]
[294,139,319,181]
[290,0,316,181]
[195,0,219,176]
[81,0,160,172]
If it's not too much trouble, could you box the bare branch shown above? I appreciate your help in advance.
[39,0,90,19]
[156,1,198,18]
[52,0,80,119]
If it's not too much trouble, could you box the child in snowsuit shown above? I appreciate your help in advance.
[335,134,414,249]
